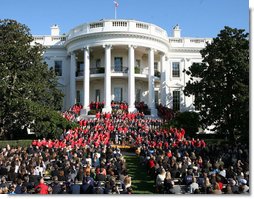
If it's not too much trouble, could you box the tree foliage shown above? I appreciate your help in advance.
[184,26,249,142]
[170,111,200,137]
[0,19,68,138]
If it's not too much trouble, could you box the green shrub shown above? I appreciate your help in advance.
[135,66,140,74]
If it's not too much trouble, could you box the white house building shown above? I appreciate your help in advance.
[31,19,212,115]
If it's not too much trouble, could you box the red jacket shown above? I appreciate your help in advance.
[35,183,49,194]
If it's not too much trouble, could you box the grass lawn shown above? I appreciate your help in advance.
[0,140,32,148]
[124,154,155,194]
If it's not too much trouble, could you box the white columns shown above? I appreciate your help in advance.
[70,52,76,107]
[148,48,157,116]
[81,47,90,115]
[160,53,166,106]
[102,45,112,113]
[128,45,136,113]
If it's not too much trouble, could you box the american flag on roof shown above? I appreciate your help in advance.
[114,0,119,7]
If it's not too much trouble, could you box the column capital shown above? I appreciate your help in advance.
[84,46,89,51]
[146,48,158,54]
[70,51,75,56]
[69,51,78,60]
[103,44,112,49]
[128,45,137,49]
[159,51,165,56]
[159,53,168,61]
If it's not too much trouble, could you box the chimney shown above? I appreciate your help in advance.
[51,24,60,36]
[173,24,181,38]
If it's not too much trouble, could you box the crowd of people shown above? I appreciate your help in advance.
[137,139,249,194]
[0,143,132,194]
[0,102,250,194]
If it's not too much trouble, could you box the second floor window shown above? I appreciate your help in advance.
[76,62,84,76]
[172,62,180,77]
[76,90,81,104]
[54,61,62,76]
[96,59,101,67]
[154,62,158,70]
[136,59,141,67]
[114,57,123,72]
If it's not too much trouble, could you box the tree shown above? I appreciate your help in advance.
[184,26,249,142]
[170,111,200,137]
[0,19,67,138]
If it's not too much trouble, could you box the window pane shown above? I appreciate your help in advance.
[54,61,62,76]
[136,89,141,102]
[135,59,141,67]
[155,91,159,104]
[172,62,180,77]
[76,90,81,104]
[95,89,100,102]
[154,62,158,70]
[114,87,122,102]
[114,57,123,72]
[77,62,84,76]
[96,59,101,67]
[173,91,180,111]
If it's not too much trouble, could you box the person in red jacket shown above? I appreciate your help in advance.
[35,178,49,194]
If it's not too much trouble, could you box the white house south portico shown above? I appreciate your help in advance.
[32,19,212,115]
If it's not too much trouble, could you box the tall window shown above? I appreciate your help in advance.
[155,91,159,105]
[135,59,141,74]
[54,61,62,76]
[96,59,101,67]
[136,89,141,102]
[76,90,81,104]
[95,89,100,102]
[136,59,141,67]
[154,62,158,70]
[173,91,180,111]
[172,62,180,77]
[114,57,123,72]
[77,62,84,76]
[114,87,122,102]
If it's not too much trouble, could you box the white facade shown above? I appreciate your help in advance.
[32,19,212,115]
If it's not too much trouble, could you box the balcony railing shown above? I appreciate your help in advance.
[135,67,160,77]
[90,67,105,74]
[135,67,149,75]
[111,66,128,73]
[75,67,160,76]
[76,71,84,77]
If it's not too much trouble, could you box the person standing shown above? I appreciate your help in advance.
[35,178,49,194]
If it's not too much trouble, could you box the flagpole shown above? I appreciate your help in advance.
[114,0,118,19]
[115,5,117,19]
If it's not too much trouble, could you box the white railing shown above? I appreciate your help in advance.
[169,38,183,43]
[90,22,104,29]
[32,35,66,46]
[112,21,127,27]
[136,23,149,30]
[169,38,212,47]
[67,20,168,41]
